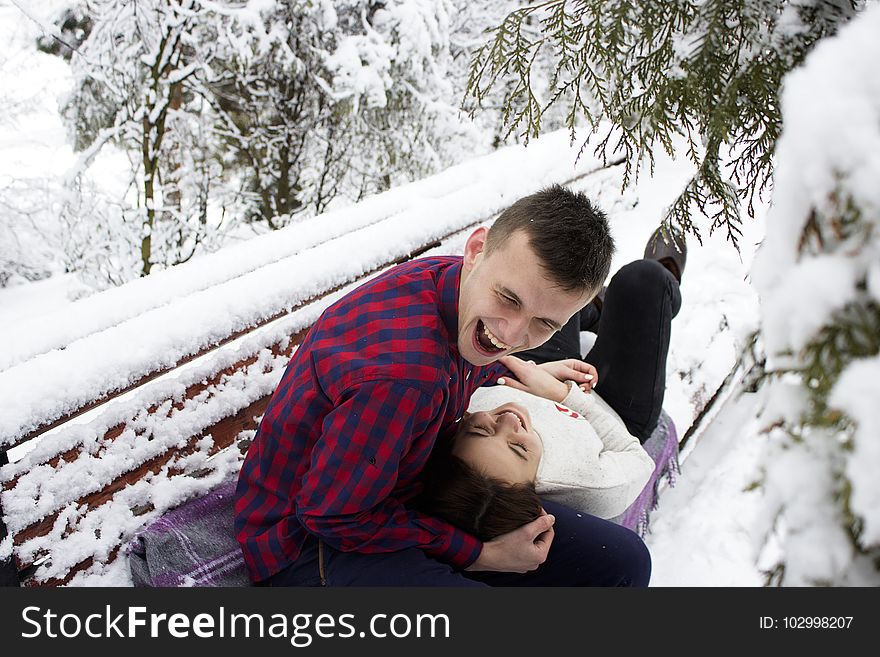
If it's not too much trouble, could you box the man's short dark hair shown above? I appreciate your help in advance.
[486,184,615,293]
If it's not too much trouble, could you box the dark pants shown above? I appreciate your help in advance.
[264,498,651,587]
[518,258,681,442]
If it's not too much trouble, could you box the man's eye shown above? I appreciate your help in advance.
[499,294,518,307]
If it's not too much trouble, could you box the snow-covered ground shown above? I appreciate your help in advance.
[0,1,769,586]
[649,383,768,586]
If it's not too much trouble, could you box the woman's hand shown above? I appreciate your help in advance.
[497,356,571,402]
[535,358,598,393]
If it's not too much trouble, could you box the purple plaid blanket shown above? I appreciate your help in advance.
[128,481,248,587]
[609,410,680,536]
[127,413,678,586]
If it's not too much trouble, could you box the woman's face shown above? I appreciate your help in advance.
[452,402,543,484]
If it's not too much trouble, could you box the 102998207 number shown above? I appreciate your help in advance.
[783,617,853,629]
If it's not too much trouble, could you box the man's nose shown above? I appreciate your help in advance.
[499,315,529,347]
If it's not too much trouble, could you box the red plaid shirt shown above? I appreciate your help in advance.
[234,256,508,582]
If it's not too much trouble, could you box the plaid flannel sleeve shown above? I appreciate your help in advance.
[295,378,483,569]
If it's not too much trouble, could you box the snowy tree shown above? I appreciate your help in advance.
[35,3,93,60]
[449,0,577,150]
[55,0,489,279]
[0,179,56,288]
[751,3,880,586]
[204,0,480,226]
[332,0,466,200]
[61,0,236,281]
[201,0,364,224]
[0,8,71,288]
[464,0,862,247]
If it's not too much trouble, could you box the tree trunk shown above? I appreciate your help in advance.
[142,110,154,278]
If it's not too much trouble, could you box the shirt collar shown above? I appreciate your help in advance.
[437,257,463,351]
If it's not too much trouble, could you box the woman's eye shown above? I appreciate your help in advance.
[512,441,528,453]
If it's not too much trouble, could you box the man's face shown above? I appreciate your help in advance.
[457,227,593,366]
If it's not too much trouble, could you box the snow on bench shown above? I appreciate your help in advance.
[0,129,761,587]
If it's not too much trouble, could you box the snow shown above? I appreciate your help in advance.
[758,422,856,586]
[0,0,785,588]
[759,253,860,356]
[649,385,766,587]
[831,356,880,545]
[753,3,880,305]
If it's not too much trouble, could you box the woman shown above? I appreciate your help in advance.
[418,356,655,540]
[418,226,686,541]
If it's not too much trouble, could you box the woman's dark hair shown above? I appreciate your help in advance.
[416,440,542,541]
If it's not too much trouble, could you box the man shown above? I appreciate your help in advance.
[234,184,651,586]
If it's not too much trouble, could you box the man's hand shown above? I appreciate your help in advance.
[465,512,555,573]
[498,356,597,401]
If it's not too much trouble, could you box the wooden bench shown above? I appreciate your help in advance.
[0,139,624,586]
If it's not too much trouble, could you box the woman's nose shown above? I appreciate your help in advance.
[475,411,496,430]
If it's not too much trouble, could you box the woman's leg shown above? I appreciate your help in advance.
[584,259,681,441]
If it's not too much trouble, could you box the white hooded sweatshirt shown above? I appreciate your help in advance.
[466,383,655,519]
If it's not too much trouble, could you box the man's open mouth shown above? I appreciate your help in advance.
[474,319,510,355]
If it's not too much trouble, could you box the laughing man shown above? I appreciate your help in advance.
[234,185,651,586]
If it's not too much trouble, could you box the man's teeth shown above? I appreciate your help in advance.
[482,324,510,350]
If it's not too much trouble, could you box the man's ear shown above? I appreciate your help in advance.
[463,226,489,269]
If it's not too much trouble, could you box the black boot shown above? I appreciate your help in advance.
[643,224,687,283]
